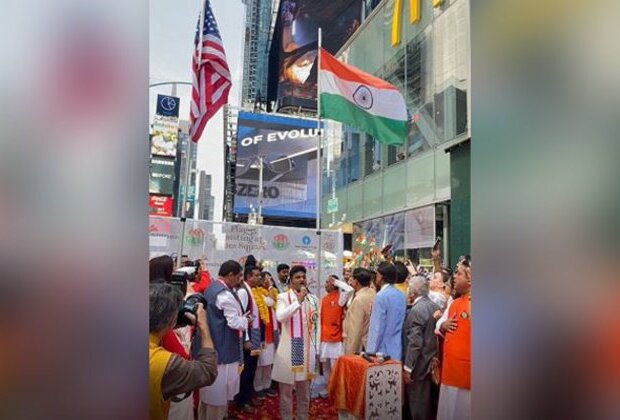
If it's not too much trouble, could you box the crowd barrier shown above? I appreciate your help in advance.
[149,216,344,298]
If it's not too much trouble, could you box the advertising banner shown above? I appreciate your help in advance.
[354,212,406,254]
[234,112,320,219]
[149,195,174,217]
[149,156,176,196]
[151,114,180,157]
[270,0,362,109]
[405,205,436,249]
[149,217,344,299]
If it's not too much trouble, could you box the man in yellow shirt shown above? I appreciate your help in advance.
[149,283,218,420]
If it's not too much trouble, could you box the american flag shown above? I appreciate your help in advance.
[189,0,231,142]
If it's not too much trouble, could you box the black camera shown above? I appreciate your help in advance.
[176,293,207,328]
[175,266,197,283]
[169,270,189,295]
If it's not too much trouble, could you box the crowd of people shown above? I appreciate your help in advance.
[149,250,471,420]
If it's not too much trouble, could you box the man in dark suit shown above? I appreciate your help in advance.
[403,275,440,420]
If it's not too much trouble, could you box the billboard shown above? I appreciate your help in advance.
[269,0,362,110]
[234,112,320,219]
[149,156,176,196]
[149,195,174,217]
[150,114,179,157]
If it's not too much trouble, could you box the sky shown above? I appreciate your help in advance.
[150,0,245,221]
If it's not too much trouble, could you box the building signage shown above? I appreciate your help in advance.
[149,156,176,196]
[391,0,443,47]
[156,94,180,118]
[327,197,338,214]
[149,195,174,217]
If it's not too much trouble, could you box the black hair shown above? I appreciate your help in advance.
[149,255,174,283]
[393,261,408,283]
[218,260,243,277]
[245,254,257,269]
[440,267,452,283]
[149,283,183,333]
[376,261,397,284]
[277,263,290,273]
[352,268,372,287]
[244,265,261,279]
[330,274,339,280]
[261,271,273,279]
[289,265,306,278]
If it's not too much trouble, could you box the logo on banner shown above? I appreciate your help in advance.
[302,235,311,246]
[186,228,205,246]
[160,96,177,112]
[272,234,289,250]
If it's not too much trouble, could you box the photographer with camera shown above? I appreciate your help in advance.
[149,283,217,420]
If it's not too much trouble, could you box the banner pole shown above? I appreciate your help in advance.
[316,27,323,296]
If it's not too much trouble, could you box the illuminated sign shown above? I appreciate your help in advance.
[391,0,443,47]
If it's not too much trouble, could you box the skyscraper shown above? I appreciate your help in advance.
[174,120,198,218]
[198,171,215,221]
[240,0,274,109]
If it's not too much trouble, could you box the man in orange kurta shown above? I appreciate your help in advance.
[319,275,350,397]
[436,259,471,420]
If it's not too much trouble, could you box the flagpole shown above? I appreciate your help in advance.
[316,27,323,296]
[178,0,206,268]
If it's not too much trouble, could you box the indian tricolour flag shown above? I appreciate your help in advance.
[318,48,409,145]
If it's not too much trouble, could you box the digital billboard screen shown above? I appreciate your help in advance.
[269,0,362,110]
[234,112,320,219]
[150,115,179,157]
[149,195,174,217]
[149,156,176,196]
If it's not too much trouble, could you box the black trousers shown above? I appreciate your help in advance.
[406,377,439,420]
[234,349,258,406]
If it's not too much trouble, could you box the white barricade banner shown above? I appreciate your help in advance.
[149,217,343,298]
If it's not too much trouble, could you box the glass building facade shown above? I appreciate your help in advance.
[320,0,470,264]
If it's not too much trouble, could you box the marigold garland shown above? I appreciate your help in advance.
[252,287,271,325]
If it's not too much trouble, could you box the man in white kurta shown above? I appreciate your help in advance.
[272,265,320,420]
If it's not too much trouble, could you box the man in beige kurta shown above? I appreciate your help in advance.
[343,268,376,355]
[271,265,320,420]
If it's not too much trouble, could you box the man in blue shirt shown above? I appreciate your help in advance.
[366,261,407,361]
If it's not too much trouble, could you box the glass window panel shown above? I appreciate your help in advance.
[383,164,407,209]
[347,182,363,221]
[363,174,383,218]
[406,152,435,208]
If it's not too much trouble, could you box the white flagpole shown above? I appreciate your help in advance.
[178,0,206,268]
[316,27,323,296]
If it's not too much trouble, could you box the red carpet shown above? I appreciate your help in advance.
[227,394,338,419]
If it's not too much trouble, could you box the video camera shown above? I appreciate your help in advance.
[167,267,203,328]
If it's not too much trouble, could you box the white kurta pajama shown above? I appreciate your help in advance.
[272,290,320,420]
[272,290,320,383]
[199,291,246,407]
